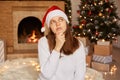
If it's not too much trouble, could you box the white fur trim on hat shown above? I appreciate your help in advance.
[45,10,69,28]
[41,27,45,32]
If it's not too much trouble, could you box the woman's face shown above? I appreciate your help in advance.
[49,16,67,34]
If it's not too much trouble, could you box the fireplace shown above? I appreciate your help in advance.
[18,16,43,43]
[13,8,47,50]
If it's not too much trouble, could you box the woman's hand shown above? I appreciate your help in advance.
[54,32,65,52]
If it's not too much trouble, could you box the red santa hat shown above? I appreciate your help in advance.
[41,5,69,32]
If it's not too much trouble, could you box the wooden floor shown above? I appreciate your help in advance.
[103,47,120,80]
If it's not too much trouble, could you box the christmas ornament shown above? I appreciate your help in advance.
[105,0,109,3]
[81,20,86,24]
[77,10,80,14]
[88,11,92,15]
[105,8,109,11]
[99,12,103,16]
[91,6,95,11]
[99,1,103,5]
[96,31,99,36]
[94,20,99,24]
[95,25,99,30]
[79,25,83,29]
[81,11,86,15]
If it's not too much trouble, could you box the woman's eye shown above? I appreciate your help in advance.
[50,20,56,24]
[59,18,64,22]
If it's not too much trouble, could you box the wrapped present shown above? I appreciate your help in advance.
[92,54,112,63]
[92,61,113,72]
[94,44,112,56]
[97,40,110,45]
[0,39,6,64]
[86,55,92,67]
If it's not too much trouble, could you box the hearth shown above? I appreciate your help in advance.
[13,10,45,50]
[18,16,43,43]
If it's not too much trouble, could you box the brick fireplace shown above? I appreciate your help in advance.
[0,1,65,59]
[13,8,44,50]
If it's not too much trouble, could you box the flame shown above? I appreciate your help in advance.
[27,30,38,43]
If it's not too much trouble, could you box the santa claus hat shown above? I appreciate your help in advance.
[41,5,69,32]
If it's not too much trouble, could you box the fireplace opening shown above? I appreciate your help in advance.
[18,16,43,43]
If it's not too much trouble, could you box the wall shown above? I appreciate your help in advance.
[71,0,80,26]
[113,0,120,48]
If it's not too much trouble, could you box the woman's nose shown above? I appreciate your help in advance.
[56,21,60,26]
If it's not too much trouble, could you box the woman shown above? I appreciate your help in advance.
[38,5,86,80]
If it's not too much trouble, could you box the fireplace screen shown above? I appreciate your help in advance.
[18,16,43,43]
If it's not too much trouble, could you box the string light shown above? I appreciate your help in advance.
[69,10,71,12]
[78,33,81,36]
[84,17,87,19]
[79,25,83,29]
[69,16,72,18]
[103,65,117,76]
[80,15,82,18]
[90,19,93,21]
[94,2,97,6]
[83,6,85,9]
[102,39,105,42]
[88,29,91,32]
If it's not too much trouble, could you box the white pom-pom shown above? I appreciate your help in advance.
[41,27,45,32]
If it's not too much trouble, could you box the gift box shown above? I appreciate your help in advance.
[94,44,112,56]
[92,54,112,63]
[86,55,92,67]
[0,39,6,64]
[97,40,110,45]
[92,61,113,72]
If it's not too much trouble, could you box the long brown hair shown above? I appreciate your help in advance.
[46,25,80,55]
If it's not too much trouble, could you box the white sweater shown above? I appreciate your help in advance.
[37,36,86,80]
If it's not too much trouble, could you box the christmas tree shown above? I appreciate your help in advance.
[65,0,72,26]
[73,0,120,43]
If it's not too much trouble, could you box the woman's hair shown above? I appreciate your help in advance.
[46,24,80,55]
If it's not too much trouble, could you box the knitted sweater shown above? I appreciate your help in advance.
[37,36,86,80]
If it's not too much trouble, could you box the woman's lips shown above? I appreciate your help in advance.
[56,27,62,31]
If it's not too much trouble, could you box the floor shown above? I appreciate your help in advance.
[103,47,120,80]
[6,45,120,80]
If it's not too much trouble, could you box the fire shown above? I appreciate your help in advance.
[27,30,38,43]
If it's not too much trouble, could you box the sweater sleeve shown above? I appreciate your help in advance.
[74,41,86,80]
[38,37,60,79]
